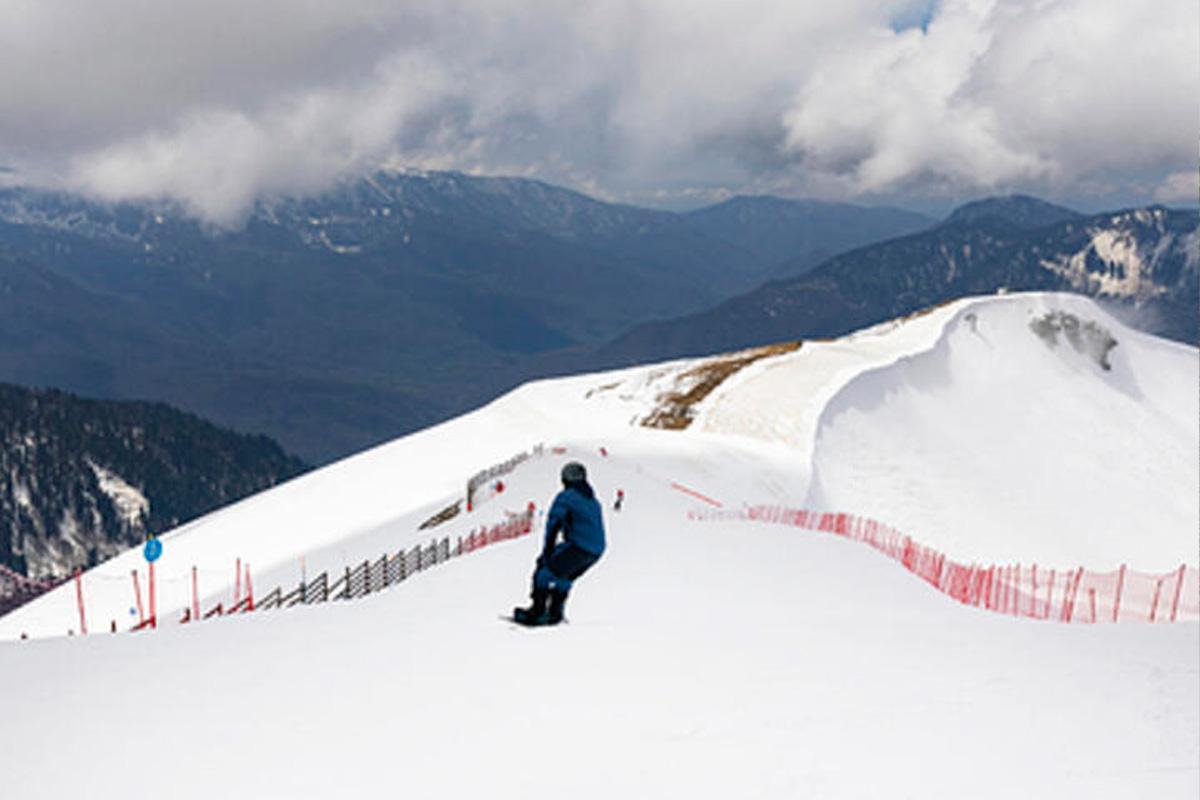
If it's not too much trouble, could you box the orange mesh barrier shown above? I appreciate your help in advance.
[691,506,1198,623]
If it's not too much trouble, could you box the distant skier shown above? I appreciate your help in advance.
[613,489,624,511]
[512,461,606,626]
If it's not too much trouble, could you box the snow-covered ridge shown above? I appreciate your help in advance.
[650,292,1195,567]
[802,294,1197,569]
[1,291,1195,640]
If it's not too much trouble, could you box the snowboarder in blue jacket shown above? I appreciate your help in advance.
[513,461,605,625]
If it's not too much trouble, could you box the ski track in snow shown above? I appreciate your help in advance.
[0,292,1196,798]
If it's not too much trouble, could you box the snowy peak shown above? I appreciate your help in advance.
[1039,206,1198,301]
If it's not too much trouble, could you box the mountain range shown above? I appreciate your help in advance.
[0,171,931,462]
[1,177,1195,468]
[595,197,1198,365]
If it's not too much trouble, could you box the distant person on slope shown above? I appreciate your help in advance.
[513,461,606,626]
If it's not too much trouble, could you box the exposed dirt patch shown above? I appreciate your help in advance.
[900,297,960,324]
[641,341,802,430]
[1029,310,1118,370]
[584,381,621,399]
[419,500,462,530]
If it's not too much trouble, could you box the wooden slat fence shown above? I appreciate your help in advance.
[174,504,536,628]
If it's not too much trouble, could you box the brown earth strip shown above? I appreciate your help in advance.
[640,340,802,430]
[419,500,462,530]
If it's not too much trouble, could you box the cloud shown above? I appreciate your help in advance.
[1153,171,1198,205]
[783,0,1199,196]
[0,0,1195,224]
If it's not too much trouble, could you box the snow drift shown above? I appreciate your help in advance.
[697,292,1198,570]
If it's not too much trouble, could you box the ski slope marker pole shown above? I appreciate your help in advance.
[245,564,254,612]
[1064,567,1084,623]
[148,562,156,629]
[132,570,145,626]
[74,568,87,638]
[192,566,200,622]
[1112,564,1126,623]
[1169,565,1186,622]
[1012,564,1020,617]
[140,536,164,629]
[1029,565,1037,618]
[1149,578,1163,623]
[1044,570,1055,620]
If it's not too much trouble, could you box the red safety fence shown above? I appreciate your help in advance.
[12,443,552,638]
[691,505,1199,624]
[20,503,539,638]
[161,503,536,631]
[459,503,537,553]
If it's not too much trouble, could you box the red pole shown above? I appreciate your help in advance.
[1044,570,1056,620]
[998,566,1008,618]
[1169,564,1186,622]
[1149,578,1163,623]
[1073,568,1085,622]
[1005,566,1012,612]
[148,561,157,629]
[1112,564,1126,623]
[73,568,87,638]
[1065,567,1084,623]
[192,566,200,621]
[1088,588,1096,624]
[132,569,145,626]
[1009,565,1017,614]
[234,558,242,606]
[245,564,254,612]
[1013,565,1020,617]
[1029,565,1038,619]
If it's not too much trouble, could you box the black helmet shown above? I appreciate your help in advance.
[561,461,587,484]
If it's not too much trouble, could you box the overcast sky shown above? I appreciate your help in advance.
[1,0,1196,225]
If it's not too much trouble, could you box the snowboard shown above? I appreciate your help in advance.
[502,611,564,627]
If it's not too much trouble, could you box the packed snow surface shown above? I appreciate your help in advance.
[0,292,1196,798]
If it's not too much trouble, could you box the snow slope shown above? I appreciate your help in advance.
[0,292,1196,798]
[697,292,1198,569]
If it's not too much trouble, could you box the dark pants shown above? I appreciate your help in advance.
[533,542,601,593]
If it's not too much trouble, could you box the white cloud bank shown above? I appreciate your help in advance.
[0,0,1195,224]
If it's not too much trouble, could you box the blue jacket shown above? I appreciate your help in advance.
[544,481,606,557]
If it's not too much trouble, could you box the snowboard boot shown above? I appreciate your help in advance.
[546,589,569,625]
[513,586,550,625]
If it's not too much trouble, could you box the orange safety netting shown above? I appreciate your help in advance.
[692,506,1198,623]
